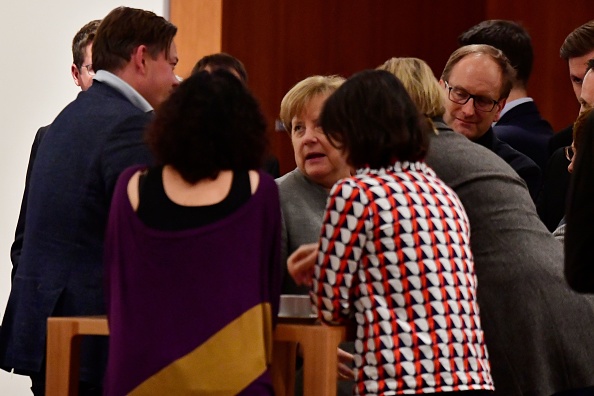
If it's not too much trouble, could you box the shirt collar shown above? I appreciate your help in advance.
[93,70,153,113]
[496,97,533,123]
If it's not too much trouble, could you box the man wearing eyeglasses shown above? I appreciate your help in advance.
[70,20,100,91]
[535,21,594,235]
[562,61,594,179]
[565,62,594,295]
[553,63,594,242]
[9,20,100,282]
[440,44,541,201]
[458,20,554,173]
[0,7,179,395]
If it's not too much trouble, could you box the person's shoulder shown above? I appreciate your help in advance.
[114,165,147,195]
[549,125,573,154]
[55,84,143,129]
[32,124,51,146]
[495,138,538,168]
[275,168,306,192]
[275,168,296,184]
[428,127,505,167]
[37,124,50,135]
[250,170,281,213]
[498,100,540,121]
[255,169,277,190]
[427,128,525,191]
[83,82,145,116]
[495,119,553,139]
[331,174,368,197]
[493,123,525,142]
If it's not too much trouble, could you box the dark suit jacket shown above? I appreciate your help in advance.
[427,120,594,395]
[0,81,154,382]
[10,126,49,279]
[537,147,571,231]
[475,127,542,202]
[538,124,573,230]
[565,111,594,293]
[549,124,573,155]
[493,101,554,171]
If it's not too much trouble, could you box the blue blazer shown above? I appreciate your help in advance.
[0,81,154,382]
[494,101,554,171]
[10,125,49,279]
[475,127,542,202]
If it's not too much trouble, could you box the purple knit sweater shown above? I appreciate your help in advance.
[103,166,281,395]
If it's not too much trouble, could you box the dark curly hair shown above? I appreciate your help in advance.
[191,52,248,84]
[320,69,429,169]
[146,70,267,183]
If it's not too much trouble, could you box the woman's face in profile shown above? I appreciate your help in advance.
[290,93,350,189]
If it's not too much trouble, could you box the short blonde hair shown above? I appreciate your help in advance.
[378,57,445,118]
[279,75,345,132]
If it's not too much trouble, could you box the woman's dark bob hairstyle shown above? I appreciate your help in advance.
[320,69,430,169]
[146,69,267,183]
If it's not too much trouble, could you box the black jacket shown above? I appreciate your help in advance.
[475,127,542,202]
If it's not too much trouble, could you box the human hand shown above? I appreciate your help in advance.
[337,348,355,380]
[287,243,318,286]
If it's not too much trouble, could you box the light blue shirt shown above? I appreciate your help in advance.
[93,70,153,113]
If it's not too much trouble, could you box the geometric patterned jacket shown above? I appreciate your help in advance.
[312,161,495,395]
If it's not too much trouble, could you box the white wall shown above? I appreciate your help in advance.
[0,1,166,393]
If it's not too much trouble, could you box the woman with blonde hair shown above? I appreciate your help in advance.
[378,57,445,120]
[277,75,355,394]
[289,69,494,394]
[277,75,351,295]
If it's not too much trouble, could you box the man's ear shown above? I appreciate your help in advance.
[71,63,81,87]
[493,98,507,122]
[131,45,149,74]
[438,79,446,89]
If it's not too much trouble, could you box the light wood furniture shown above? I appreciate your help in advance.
[271,321,346,396]
[46,316,109,396]
[46,316,346,396]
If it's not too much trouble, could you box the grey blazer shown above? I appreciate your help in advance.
[426,121,594,395]
[276,168,329,295]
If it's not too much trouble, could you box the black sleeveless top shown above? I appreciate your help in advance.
[136,167,251,230]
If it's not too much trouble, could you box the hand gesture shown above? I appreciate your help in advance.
[287,243,318,286]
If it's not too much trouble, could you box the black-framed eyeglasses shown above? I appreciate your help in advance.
[81,64,95,76]
[444,81,500,112]
[564,145,576,161]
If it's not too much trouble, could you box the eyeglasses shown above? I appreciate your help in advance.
[444,81,500,112]
[81,64,95,76]
[564,145,576,161]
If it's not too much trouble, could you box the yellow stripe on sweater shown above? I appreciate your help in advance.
[129,303,272,395]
